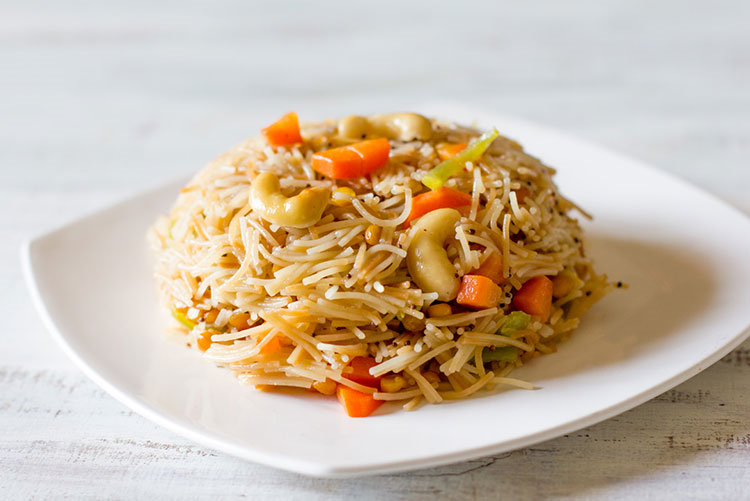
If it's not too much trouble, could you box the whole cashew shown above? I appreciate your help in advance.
[250,172,329,228]
[406,208,461,301]
[338,112,433,142]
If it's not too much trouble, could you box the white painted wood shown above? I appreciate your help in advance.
[1,0,748,497]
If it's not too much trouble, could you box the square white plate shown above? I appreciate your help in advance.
[22,104,750,478]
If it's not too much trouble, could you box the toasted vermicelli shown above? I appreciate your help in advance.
[149,112,615,416]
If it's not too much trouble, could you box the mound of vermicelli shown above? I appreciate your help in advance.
[149,114,614,413]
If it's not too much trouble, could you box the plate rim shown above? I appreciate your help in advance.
[21,104,750,478]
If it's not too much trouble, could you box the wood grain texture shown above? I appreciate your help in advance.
[1,0,748,498]
[1,345,748,499]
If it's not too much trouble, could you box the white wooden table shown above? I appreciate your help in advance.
[2,0,749,498]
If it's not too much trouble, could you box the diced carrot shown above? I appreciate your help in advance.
[456,205,471,218]
[470,252,506,285]
[261,111,303,146]
[196,331,212,352]
[354,137,391,173]
[336,384,383,417]
[404,187,472,227]
[313,147,361,178]
[456,274,502,310]
[342,356,382,388]
[512,276,554,322]
[203,308,220,324]
[311,138,390,179]
[436,142,467,161]
[258,335,283,355]
[513,187,531,203]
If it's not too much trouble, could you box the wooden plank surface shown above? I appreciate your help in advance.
[2,347,748,499]
[1,0,748,498]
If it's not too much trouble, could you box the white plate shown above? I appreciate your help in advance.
[22,103,750,478]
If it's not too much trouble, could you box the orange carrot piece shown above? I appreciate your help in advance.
[353,137,391,173]
[196,332,212,352]
[512,276,554,322]
[336,384,383,417]
[311,138,390,179]
[404,187,472,227]
[261,111,303,146]
[436,142,467,161]
[312,147,361,178]
[342,356,382,388]
[456,274,502,310]
[258,335,283,355]
[470,252,506,285]
[513,187,531,203]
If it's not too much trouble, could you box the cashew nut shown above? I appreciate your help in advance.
[250,172,329,228]
[338,112,433,141]
[406,208,461,301]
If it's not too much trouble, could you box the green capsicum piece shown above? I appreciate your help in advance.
[172,308,197,330]
[499,311,531,336]
[482,346,519,363]
[421,128,499,190]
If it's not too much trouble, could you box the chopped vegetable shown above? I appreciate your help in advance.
[196,332,212,352]
[421,128,499,190]
[404,187,472,227]
[204,308,220,324]
[312,379,337,396]
[499,311,531,335]
[513,276,554,322]
[173,307,230,337]
[552,269,583,298]
[261,111,303,146]
[513,187,532,203]
[258,335,283,355]
[456,274,502,310]
[471,252,506,284]
[482,346,519,363]
[311,138,390,179]
[436,142,467,161]
[481,312,529,363]
[342,356,382,388]
[172,308,196,330]
[336,384,383,417]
